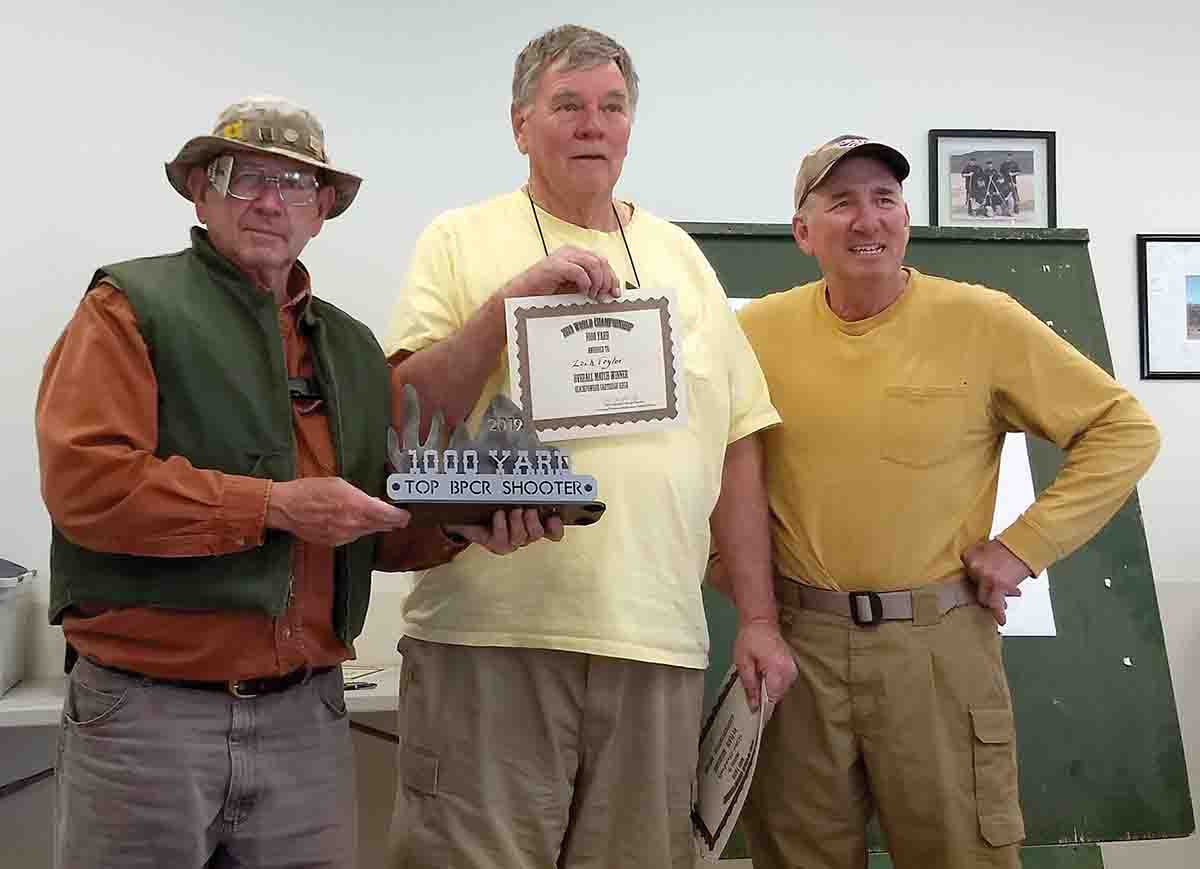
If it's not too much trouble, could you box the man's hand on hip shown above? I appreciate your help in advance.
[961,539,1032,626]
[734,619,798,717]
[267,477,411,547]
[501,246,622,301]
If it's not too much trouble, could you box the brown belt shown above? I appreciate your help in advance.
[95,661,335,699]
[775,575,978,626]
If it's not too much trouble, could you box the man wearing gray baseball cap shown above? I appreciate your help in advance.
[712,134,1160,867]
[36,95,531,868]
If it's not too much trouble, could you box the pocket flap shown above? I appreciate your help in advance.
[400,743,439,796]
[971,706,1015,745]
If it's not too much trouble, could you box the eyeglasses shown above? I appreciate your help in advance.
[227,165,321,206]
[208,156,322,207]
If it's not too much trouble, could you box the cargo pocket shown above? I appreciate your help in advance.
[880,385,967,467]
[400,743,440,797]
[970,705,1025,846]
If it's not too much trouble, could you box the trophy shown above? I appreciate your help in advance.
[386,385,606,527]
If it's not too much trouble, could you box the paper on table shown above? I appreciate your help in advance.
[341,663,385,684]
[692,666,766,862]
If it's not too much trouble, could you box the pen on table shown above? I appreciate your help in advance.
[343,681,378,691]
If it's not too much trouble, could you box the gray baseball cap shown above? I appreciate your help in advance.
[793,134,909,212]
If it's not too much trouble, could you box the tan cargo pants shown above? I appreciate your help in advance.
[742,581,1025,869]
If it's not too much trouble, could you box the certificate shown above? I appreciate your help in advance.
[692,667,766,862]
[505,291,687,441]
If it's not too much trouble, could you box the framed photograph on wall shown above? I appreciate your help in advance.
[929,129,1056,228]
[1137,234,1200,379]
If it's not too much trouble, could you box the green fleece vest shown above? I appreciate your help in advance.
[49,228,388,645]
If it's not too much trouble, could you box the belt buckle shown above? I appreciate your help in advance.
[227,679,258,699]
[849,591,884,626]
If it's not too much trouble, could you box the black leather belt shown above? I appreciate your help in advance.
[96,662,335,699]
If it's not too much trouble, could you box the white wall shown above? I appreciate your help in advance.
[5,0,1199,668]
[2,0,1196,864]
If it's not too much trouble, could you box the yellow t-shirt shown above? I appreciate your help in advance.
[384,190,780,668]
[738,269,1160,592]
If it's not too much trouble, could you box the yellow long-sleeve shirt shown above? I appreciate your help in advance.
[737,269,1160,592]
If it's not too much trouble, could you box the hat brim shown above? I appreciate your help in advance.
[798,142,911,210]
[165,135,362,219]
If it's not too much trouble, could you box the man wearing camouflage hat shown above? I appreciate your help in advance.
[713,134,1160,867]
[36,95,542,868]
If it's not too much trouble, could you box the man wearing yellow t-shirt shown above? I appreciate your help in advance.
[381,25,797,869]
[729,135,1160,869]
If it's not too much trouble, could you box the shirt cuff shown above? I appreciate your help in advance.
[996,516,1059,577]
[729,408,783,444]
[222,475,272,551]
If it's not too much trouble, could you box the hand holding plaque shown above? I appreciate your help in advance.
[385,385,606,528]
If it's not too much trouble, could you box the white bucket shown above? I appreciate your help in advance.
[0,568,34,696]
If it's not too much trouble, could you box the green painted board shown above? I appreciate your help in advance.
[686,224,1193,855]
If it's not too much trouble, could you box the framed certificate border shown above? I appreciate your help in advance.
[506,293,686,440]
[1137,233,1200,379]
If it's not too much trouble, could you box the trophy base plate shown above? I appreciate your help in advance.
[397,500,607,528]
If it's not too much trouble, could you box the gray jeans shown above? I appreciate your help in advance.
[55,657,355,869]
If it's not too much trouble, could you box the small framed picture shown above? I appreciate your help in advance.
[929,129,1056,228]
[1137,234,1200,379]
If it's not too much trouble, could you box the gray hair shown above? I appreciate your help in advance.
[512,25,639,114]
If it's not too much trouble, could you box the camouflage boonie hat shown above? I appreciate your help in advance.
[793,134,910,212]
[165,95,362,219]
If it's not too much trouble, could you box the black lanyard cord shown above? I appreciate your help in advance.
[526,188,641,290]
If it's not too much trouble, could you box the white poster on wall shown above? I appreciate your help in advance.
[991,433,1056,636]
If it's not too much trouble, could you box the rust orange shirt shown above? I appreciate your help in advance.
[38,268,458,681]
